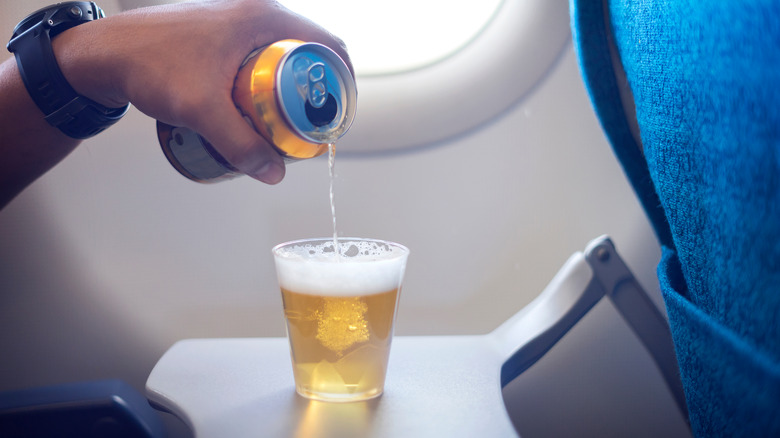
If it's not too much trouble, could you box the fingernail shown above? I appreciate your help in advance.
[255,161,285,184]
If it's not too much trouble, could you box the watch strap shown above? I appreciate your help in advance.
[7,2,129,139]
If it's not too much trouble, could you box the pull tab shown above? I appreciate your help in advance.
[293,57,330,110]
[296,60,337,127]
[284,44,353,136]
[307,63,327,108]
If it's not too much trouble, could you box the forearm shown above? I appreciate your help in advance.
[0,56,80,209]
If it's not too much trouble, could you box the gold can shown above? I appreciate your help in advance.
[157,39,357,183]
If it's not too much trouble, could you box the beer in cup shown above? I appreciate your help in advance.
[272,238,409,402]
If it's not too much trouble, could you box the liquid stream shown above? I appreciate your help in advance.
[328,143,340,258]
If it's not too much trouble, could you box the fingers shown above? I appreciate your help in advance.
[103,0,353,185]
[186,1,353,185]
[193,99,287,185]
[244,1,355,78]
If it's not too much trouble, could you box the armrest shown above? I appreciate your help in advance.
[584,237,688,420]
[492,235,688,423]
[491,249,601,386]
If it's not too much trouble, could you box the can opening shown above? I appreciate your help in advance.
[305,93,338,127]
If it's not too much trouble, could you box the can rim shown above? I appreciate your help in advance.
[274,42,357,144]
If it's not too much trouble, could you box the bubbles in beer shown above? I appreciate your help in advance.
[315,297,369,354]
[278,240,397,260]
[275,239,407,297]
[281,287,399,400]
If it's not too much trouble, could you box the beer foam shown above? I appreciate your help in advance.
[273,239,408,296]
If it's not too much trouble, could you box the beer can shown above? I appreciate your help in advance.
[157,39,357,183]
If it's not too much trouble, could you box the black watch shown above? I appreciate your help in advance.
[7,2,129,139]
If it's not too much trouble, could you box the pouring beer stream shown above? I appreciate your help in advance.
[328,143,340,257]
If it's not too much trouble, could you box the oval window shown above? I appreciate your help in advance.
[281,0,504,76]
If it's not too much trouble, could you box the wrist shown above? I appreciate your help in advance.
[50,20,129,109]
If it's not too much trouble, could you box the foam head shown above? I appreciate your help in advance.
[272,238,409,296]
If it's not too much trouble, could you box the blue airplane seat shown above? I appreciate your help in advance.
[571,0,780,435]
[0,379,166,438]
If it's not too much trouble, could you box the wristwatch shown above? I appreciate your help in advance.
[7,2,129,139]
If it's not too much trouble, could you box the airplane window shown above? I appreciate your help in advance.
[280,0,504,76]
[322,0,572,154]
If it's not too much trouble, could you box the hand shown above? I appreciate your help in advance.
[52,0,353,184]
